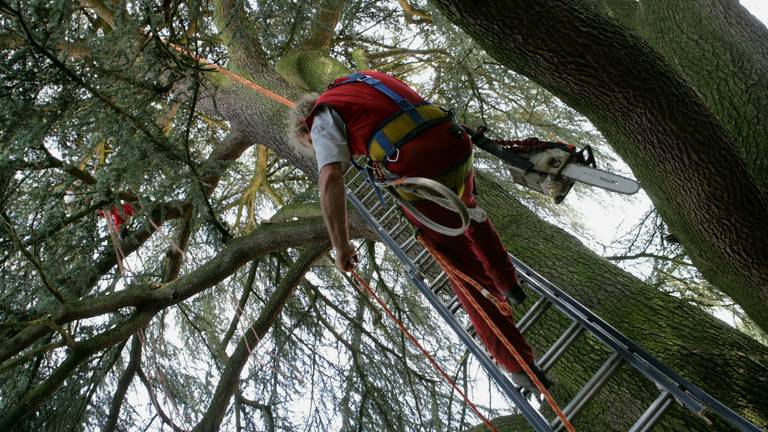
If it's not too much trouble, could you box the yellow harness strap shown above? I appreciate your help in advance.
[368,104,450,162]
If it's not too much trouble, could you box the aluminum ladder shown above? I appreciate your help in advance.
[343,167,762,432]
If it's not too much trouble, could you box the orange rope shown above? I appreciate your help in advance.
[417,233,576,432]
[424,247,513,317]
[168,44,296,108]
[350,270,499,432]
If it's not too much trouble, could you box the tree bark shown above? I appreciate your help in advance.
[103,334,142,432]
[430,0,768,334]
[633,0,768,188]
[301,0,350,51]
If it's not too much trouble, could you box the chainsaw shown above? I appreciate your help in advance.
[466,126,640,203]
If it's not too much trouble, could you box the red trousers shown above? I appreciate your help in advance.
[404,173,534,372]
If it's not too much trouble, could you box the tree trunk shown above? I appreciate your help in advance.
[471,174,768,430]
[634,0,768,188]
[430,0,768,335]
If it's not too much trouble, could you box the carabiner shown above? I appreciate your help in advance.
[386,148,400,163]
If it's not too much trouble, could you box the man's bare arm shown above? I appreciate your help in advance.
[318,162,356,271]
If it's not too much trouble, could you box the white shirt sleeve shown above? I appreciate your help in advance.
[311,106,350,172]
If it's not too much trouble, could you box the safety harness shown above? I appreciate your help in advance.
[330,73,474,207]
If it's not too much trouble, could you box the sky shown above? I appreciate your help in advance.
[742,0,768,23]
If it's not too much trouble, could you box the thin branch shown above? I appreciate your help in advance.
[0,211,66,303]
[221,260,259,348]
[191,242,329,432]
[136,367,187,432]
[4,3,170,159]
[605,251,693,267]
[0,340,65,374]
[236,393,275,432]
[0,308,156,430]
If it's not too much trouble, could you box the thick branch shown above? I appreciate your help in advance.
[430,0,768,334]
[0,216,355,364]
[103,334,143,432]
[397,0,433,24]
[212,0,270,77]
[0,309,156,429]
[301,0,349,51]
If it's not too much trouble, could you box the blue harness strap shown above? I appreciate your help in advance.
[341,73,424,121]
[333,72,429,161]
[350,157,389,209]
[332,72,450,209]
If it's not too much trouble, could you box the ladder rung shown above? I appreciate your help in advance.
[433,281,450,296]
[360,188,379,207]
[447,297,462,315]
[417,260,439,280]
[465,322,477,338]
[517,296,551,334]
[412,248,430,267]
[551,352,623,431]
[429,272,449,293]
[539,322,584,372]
[367,199,384,216]
[346,168,364,185]
[629,391,674,432]
[376,206,399,226]
[352,179,369,196]
[387,222,408,239]
[399,236,417,252]
[383,213,405,230]
[355,179,376,198]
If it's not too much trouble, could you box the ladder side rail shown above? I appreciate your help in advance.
[346,189,554,432]
[511,256,762,432]
[514,258,707,415]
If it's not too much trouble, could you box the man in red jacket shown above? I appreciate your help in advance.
[288,71,549,391]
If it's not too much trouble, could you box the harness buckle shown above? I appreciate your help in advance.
[386,148,400,163]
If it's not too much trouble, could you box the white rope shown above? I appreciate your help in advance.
[382,177,483,237]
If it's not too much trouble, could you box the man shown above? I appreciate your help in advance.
[288,70,549,391]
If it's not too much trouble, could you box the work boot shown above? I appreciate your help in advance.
[506,283,527,306]
[510,363,552,394]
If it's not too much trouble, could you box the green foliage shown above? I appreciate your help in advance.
[2,0,763,431]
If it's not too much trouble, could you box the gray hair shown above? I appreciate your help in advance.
[286,93,320,155]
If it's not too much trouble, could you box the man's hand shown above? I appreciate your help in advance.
[335,243,357,272]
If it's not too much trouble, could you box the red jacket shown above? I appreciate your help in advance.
[307,71,472,179]
[98,202,134,231]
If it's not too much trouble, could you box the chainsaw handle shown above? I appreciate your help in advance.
[575,145,596,167]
